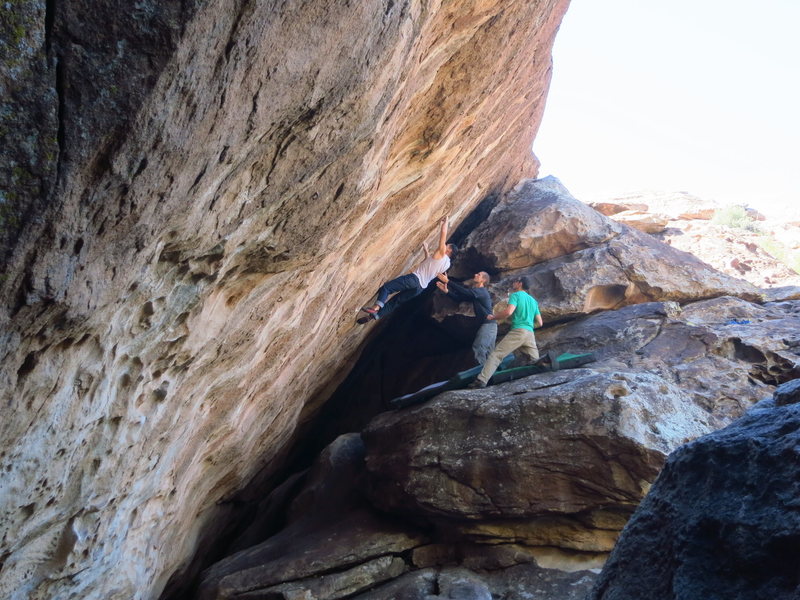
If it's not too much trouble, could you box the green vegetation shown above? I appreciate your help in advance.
[0,1,29,54]
[757,235,800,276]
[712,205,800,276]
[711,205,761,233]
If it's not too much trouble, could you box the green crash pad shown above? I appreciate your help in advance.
[389,354,515,409]
[389,351,596,409]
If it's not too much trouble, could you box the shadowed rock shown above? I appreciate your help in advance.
[589,394,800,600]
[196,434,428,600]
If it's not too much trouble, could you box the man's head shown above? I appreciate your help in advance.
[512,276,529,291]
[473,271,490,287]
[445,243,458,258]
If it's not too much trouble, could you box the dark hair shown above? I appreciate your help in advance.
[514,276,529,290]
[447,243,459,258]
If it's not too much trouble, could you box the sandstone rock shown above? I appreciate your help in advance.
[763,285,800,302]
[351,565,597,600]
[451,176,623,276]
[350,568,495,600]
[197,509,426,600]
[774,378,800,406]
[195,432,428,599]
[350,569,439,600]
[589,400,800,600]
[0,2,571,598]
[589,202,649,217]
[442,181,760,325]
[603,209,669,234]
[362,368,712,526]
[226,433,366,555]
[499,227,762,323]
[234,555,408,600]
[657,222,800,289]
[590,191,719,220]
[537,297,800,425]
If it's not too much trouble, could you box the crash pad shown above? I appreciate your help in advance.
[389,351,596,409]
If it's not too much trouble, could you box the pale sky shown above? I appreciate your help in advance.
[533,0,800,218]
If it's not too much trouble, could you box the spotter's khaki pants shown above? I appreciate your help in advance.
[476,327,539,384]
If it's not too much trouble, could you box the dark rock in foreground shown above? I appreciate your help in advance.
[589,383,800,600]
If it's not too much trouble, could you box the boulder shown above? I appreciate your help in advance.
[590,191,719,221]
[196,509,423,600]
[451,177,623,276]
[197,430,602,600]
[362,368,712,534]
[763,285,800,302]
[774,378,800,406]
[442,180,761,326]
[196,434,428,600]
[520,229,762,320]
[352,564,597,600]
[603,209,670,234]
[499,227,762,323]
[589,398,800,600]
[589,202,650,217]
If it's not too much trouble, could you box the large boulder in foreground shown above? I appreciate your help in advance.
[589,383,800,600]
[362,368,712,561]
[197,433,596,600]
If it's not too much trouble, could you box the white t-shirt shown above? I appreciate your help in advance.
[412,255,451,288]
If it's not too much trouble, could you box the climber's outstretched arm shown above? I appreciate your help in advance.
[432,216,449,259]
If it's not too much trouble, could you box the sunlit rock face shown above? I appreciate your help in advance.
[0,1,570,598]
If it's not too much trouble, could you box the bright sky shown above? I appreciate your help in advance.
[533,0,800,218]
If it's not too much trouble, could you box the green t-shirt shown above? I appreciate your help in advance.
[508,290,540,332]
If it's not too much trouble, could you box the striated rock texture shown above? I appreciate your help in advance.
[362,369,711,522]
[589,384,800,600]
[0,1,570,599]
[360,368,712,568]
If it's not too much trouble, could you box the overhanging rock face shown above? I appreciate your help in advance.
[0,1,570,599]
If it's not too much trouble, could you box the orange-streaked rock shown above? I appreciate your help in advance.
[0,1,569,599]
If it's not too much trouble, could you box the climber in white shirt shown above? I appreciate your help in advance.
[358,216,457,324]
